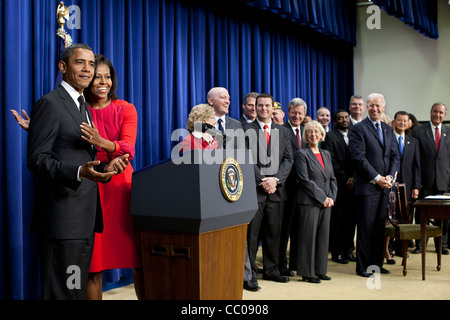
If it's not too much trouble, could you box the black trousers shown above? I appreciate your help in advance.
[330,191,357,259]
[38,233,95,300]
[247,200,283,280]
[356,192,388,273]
[279,196,298,272]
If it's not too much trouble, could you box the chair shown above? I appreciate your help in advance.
[385,183,442,276]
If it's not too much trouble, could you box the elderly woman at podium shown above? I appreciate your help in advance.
[180,104,220,151]
[294,120,337,283]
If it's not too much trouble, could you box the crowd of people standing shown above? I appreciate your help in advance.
[12,43,449,299]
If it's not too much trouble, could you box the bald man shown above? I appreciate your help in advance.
[207,87,244,149]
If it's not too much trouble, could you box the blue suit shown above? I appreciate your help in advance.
[349,117,400,274]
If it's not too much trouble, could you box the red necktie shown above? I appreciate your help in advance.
[296,128,301,149]
[435,126,440,152]
[264,125,270,147]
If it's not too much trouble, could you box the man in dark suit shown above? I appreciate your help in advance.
[245,93,293,286]
[392,111,421,200]
[322,109,357,264]
[239,92,259,127]
[348,93,400,277]
[206,87,245,149]
[389,111,421,256]
[348,95,365,127]
[279,98,307,276]
[412,103,450,254]
[27,44,129,299]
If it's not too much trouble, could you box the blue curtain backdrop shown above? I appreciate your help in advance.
[372,0,439,39]
[1,0,355,299]
[236,0,357,45]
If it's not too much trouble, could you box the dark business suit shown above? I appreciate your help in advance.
[412,123,450,249]
[27,84,104,299]
[348,117,399,274]
[239,115,252,128]
[245,120,293,280]
[218,115,245,149]
[412,123,449,197]
[279,122,304,273]
[294,147,337,277]
[396,134,421,200]
[321,127,357,261]
[392,133,421,253]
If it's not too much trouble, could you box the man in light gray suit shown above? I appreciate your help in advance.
[207,87,245,149]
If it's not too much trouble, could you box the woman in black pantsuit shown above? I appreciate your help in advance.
[295,121,337,283]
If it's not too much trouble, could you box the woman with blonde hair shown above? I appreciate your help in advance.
[295,120,337,283]
[180,104,219,151]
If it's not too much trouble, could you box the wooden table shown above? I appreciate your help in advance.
[414,198,450,280]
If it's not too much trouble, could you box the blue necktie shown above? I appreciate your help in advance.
[398,135,404,157]
[376,122,384,145]
[217,118,225,133]
[217,118,226,148]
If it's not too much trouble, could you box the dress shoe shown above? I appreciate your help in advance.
[302,276,321,283]
[413,247,421,254]
[385,258,396,265]
[380,267,390,274]
[280,269,295,277]
[357,271,373,278]
[243,280,261,292]
[332,254,349,264]
[346,254,357,262]
[316,274,331,280]
[442,248,449,255]
[263,273,290,283]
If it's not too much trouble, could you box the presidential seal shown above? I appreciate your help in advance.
[219,157,243,202]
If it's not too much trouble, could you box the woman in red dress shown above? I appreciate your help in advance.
[81,55,142,300]
[11,55,142,300]
[179,103,219,152]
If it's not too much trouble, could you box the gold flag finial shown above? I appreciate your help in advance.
[56,1,73,48]
[57,1,69,31]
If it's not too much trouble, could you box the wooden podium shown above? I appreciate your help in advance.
[130,150,258,300]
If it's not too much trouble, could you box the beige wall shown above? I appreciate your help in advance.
[354,0,450,122]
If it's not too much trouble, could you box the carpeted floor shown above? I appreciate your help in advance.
[103,241,450,300]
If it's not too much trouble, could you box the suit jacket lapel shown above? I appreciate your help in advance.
[86,105,94,125]
[306,148,326,178]
[403,135,411,158]
[439,125,448,154]
[56,85,88,126]
[365,118,384,147]
[336,130,349,150]
[284,122,301,150]
[382,123,391,155]
[56,85,96,159]
[424,124,438,153]
[252,121,269,157]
